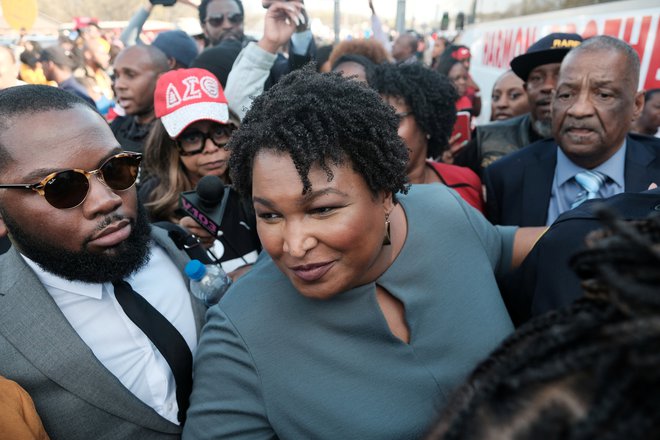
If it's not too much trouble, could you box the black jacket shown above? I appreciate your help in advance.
[500,187,660,326]
[484,134,660,226]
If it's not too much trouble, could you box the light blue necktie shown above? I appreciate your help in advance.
[571,170,607,209]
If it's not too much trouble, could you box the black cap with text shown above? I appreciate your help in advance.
[510,32,583,81]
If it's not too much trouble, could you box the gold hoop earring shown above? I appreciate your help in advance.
[383,213,392,246]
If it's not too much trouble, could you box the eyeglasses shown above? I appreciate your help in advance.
[205,12,243,27]
[175,124,236,156]
[0,152,142,209]
[395,111,412,124]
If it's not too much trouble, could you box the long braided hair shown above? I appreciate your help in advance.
[428,210,660,440]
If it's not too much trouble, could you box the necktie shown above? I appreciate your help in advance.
[571,170,607,209]
[112,280,193,425]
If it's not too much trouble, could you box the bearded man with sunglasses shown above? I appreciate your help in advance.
[223,0,316,120]
[198,0,245,47]
[0,85,207,439]
[200,0,316,119]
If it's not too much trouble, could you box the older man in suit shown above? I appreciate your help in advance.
[0,85,206,439]
[484,35,660,227]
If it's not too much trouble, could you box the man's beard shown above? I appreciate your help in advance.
[212,29,244,46]
[533,118,553,138]
[3,203,152,283]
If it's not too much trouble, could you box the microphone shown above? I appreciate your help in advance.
[180,175,230,237]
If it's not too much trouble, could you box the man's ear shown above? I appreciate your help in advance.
[632,90,645,121]
[0,212,7,238]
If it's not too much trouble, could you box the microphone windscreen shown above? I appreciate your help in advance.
[196,175,225,205]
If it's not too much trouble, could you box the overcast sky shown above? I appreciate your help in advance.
[244,0,465,25]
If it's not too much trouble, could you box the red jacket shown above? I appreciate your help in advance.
[427,160,484,212]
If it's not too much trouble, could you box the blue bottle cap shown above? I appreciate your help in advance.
[184,259,207,281]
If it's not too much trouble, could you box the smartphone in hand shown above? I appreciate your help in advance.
[450,111,471,143]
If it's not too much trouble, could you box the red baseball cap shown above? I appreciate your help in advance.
[451,47,471,61]
[154,68,230,138]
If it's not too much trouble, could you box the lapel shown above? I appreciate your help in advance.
[521,140,558,226]
[623,136,658,192]
[150,226,207,336]
[0,246,180,434]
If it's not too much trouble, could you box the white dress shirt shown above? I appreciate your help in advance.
[23,243,197,425]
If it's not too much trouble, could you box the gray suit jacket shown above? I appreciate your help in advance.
[0,226,207,440]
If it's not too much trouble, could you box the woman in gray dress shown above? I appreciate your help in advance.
[183,68,542,440]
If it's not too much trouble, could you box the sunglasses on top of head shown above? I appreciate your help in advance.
[205,12,243,27]
[0,152,142,209]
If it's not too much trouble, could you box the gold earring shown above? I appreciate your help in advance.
[382,213,391,246]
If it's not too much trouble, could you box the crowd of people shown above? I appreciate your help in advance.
[0,0,660,439]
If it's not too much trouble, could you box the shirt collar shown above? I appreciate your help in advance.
[555,138,627,188]
[21,254,104,299]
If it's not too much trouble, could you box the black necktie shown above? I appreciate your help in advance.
[112,279,193,425]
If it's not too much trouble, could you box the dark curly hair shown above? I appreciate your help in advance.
[370,63,458,158]
[198,0,244,24]
[428,211,660,440]
[228,67,409,200]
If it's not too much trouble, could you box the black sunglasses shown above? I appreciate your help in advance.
[205,12,243,27]
[175,125,236,156]
[0,152,142,209]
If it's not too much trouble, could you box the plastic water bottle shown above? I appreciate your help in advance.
[184,259,232,306]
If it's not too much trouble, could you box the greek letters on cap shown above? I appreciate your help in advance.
[166,75,220,109]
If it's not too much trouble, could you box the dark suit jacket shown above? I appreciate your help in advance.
[0,226,207,440]
[483,134,660,226]
[0,236,8,255]
[500,188,660,326]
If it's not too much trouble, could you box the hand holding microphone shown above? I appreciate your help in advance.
[180,175,229,237]
[179,176,252,267]
[179,217,215,249]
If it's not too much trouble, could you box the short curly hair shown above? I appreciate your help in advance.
[370,63,458,158]
[228,67,409,200]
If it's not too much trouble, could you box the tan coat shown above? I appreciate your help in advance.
[0,376,50,440]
